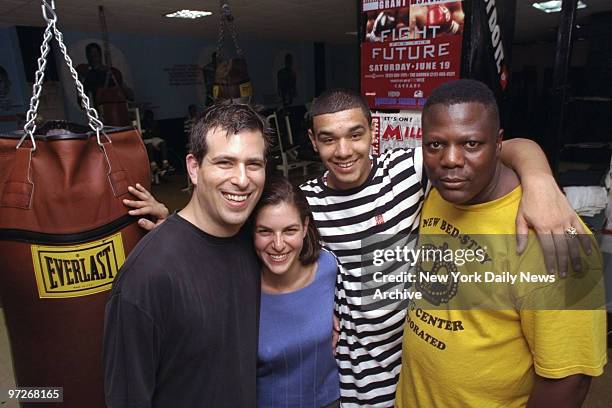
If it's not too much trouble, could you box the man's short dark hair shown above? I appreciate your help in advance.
[309,88,372,130]
[189,103,272,164]
[423,79,500,129]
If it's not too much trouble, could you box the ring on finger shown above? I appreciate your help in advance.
[565,226,578,239]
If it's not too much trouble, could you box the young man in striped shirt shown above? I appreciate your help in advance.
[301,88,589,407]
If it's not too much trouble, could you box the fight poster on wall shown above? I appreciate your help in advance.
[371,110,422,155]
[361,0,464,110]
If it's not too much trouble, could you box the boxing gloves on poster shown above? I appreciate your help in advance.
[366,8,409,42]
[411,1,464,37]
[365,1,464,42]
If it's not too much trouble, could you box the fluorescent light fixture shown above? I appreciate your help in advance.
[532,1,587,13]
[165,10,212,19]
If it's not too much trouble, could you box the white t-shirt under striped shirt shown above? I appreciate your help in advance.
[301,148,426,407]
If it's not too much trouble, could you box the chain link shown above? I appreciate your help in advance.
[227,18,243,56]
[18,0,105,151]
[19,16,53,150]
[216,3,225,59]
[51,12,104,139]
[216,2,243,60]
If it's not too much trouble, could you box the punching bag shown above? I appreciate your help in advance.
[0,3,149,407]
[213,2,253,101]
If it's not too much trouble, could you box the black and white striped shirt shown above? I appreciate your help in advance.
[301,148,426,407]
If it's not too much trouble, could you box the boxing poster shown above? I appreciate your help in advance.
[361,0,465,110]
[371,110,422,155]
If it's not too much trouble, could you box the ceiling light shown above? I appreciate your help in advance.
[532,1,587,14]
[165,10,212,19]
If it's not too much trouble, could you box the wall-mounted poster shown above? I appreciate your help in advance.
[371,110,422,155]
[361,0,464,110]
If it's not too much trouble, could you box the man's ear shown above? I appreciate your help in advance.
[307,129,318,152]
[496,129,504,154]
[186,154,199,186]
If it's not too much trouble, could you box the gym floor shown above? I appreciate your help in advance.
[1,174,610,406]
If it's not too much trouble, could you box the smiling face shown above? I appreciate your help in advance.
[186,127,266,237]
[422,102,503,205]
[308,108,373,190]
[254,202,308,277]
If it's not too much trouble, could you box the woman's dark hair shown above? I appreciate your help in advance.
[254,175,321,265]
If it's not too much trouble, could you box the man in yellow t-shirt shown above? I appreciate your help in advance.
[395,79,607,407]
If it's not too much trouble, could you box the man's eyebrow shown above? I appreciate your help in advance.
[210,154,264,162]
[316,124,366,138]
[348,124,366,133]
[316,130,334,138]
[209,155,235,162]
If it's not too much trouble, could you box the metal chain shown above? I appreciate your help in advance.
[216,2,243,60]
[51,11,105,140]
[17,0,105,151]
[216,3,225,59]
[19,12,53,151]
[222,3,242,56]
[227,17,243,56]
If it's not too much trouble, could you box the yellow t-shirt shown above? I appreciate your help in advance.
[395,186,607,408]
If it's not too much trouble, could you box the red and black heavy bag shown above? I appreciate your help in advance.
[0,121,150,407]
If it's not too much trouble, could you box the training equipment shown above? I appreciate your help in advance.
[213,2,253,101]
[0,2,149,407]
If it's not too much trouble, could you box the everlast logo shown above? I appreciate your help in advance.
[44,247,114,289]
[31,232,126,299]
[484,0,509,90]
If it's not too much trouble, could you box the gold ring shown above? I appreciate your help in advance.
[565,226,578,239]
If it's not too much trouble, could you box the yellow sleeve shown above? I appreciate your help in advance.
[516,233,607,379]
[519,309,607,378]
